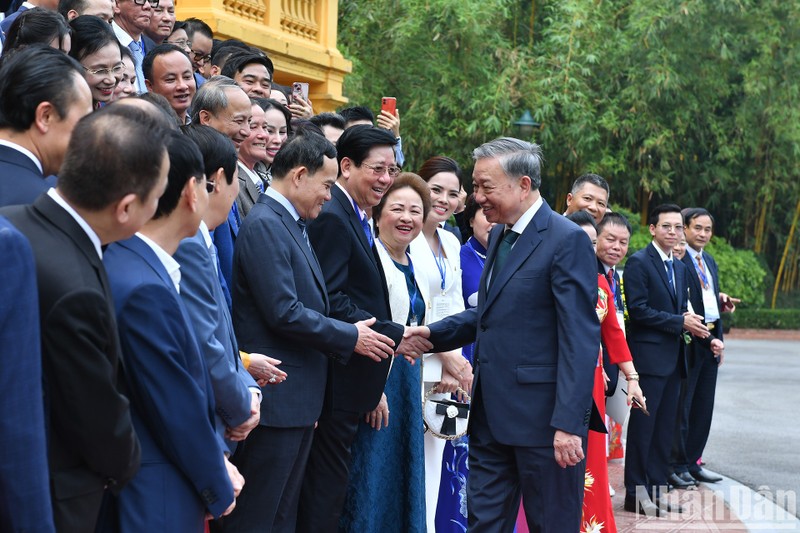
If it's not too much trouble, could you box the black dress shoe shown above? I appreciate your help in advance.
[677,471,700,486]
[656,499,684,513]
[690,468,723,483]
[624,496,661,517]
[667,472,695,489]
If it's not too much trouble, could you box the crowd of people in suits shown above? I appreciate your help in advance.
[0,3,738,532]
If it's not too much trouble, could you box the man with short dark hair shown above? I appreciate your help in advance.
[143,43,196,124]
[224,131,395,532]
[297,125,429,532]
[310,112,346,145]
[622,204,710,516]
[58,0,113,21]
[0,102,174,532]
[142,0,172,47]
[670,207,725,485]
[595,211,633,397]
[564,173,610,224]
[340,104,405,167]
[103,131,242,530]
[112,0,156,93]
[184,17,213,84]
[222,51,273,99]
[0,45,92,207]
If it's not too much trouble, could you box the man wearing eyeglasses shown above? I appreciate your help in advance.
[297,125,431,532]
[184,17,214,87]
[112,0,158,93]
[622,203,710,517]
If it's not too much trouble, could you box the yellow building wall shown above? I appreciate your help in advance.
[177,0,351,112]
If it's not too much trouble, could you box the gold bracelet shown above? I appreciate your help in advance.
[240,350,251,369]
[626,373,640,381]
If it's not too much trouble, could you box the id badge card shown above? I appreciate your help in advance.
[429,295,452,324]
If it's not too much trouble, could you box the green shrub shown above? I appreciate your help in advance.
[724,309,800,330]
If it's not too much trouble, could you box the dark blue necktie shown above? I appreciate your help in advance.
[664,259,675,295]
[352,199,373,247]
[297,217,311,249]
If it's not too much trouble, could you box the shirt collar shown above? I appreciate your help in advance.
[135,232,181,292]
[47,188,102,259]
[508,195,543,235]
[686,245,703,261]
[336,182,366,219]
[265,186,301,222]
[652,241,674,262]
[112,21,137,47]
[199,220,212,249]
[239,163,262,187]
[0,139,43,174]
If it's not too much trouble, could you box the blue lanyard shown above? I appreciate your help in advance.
[407,252,419,316]
[466,239,486,269]
[691,253,710,289]
[431,233,447,292]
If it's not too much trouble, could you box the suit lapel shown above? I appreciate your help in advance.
[482,202,548,313]
[647,242,676,305]
[120,235,177,291]
[239,163,261,205]
[333,186,374,260]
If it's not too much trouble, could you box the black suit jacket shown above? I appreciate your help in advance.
[0,194,140,531]
[0,144,49,207]
[307,185,404,412]
[233,194,358,426]
[623,242,689,377]
[681,250,723,349]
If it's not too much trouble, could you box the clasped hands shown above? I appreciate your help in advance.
[354,319,433,363]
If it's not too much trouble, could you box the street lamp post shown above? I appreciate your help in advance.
[514,109,540,139]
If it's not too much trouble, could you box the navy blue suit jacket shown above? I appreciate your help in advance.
[174,229,256,450]
[105,236,233,524]
[681,250,723,348]
[233,194,358,427]
[0,4,28,41]
[307,185,405,413]
[212,207,239,309]
[0,216,55,532]
[0,145,49,207]
[623,242,689,376]
[428,200,600,447]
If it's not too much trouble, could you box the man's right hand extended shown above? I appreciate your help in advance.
[354,317,395,362]
[683,312,710,338]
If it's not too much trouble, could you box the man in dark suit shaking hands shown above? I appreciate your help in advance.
[409,137,600,532]
[622,204,710,515]
[297,125,431,532]
[224,131,395,532]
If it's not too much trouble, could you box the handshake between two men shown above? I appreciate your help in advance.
[352,318,434,363]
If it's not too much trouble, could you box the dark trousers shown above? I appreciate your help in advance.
[296,406,361,533]
[672,346,719,473]
[624,366,681,501]
[467,383,585,533]
[219,424,314,533]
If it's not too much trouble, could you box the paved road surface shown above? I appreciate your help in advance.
[703,338,800,518]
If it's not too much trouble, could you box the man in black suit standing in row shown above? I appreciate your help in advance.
[0,45,93,208]
[622,204,710,516]
[298,125,432,532]
[671,208,725,485]
[0,102,174,531]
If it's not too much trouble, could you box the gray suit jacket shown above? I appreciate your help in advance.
[174,229,256,450]
[232,194,358,427]
[235,162,262,218]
